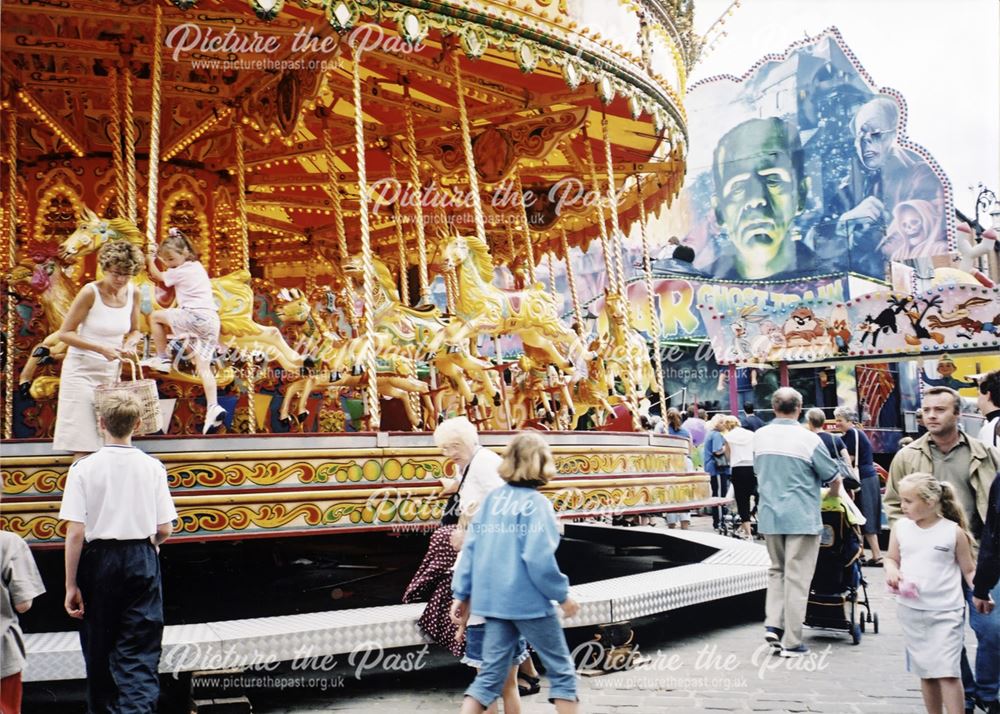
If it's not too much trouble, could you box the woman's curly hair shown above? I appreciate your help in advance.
[98,239,144,276]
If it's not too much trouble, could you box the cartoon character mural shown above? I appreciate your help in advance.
[921,354,979,391]
[675,29,951,283]
[700,285,1000,365]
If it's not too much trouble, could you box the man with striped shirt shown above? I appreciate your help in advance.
[754,387,841,657]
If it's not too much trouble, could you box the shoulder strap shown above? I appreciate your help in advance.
[456,449,478,493]
[851,429,858,467]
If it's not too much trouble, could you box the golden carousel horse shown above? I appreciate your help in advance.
[565,335,620,430]
[274,287,437,431]
[43,208,307,392]
[442,232,589,374]
[601,291,654,427]
[508,353,562,429]
[10,249,76,397]
[342,256,502,416]
[274,288,354,426]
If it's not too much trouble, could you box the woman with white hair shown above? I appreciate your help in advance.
[404,418,504,664]
[434,416,504,524]
[834,407,883,566]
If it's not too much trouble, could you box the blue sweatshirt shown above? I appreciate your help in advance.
[452,484,570,619]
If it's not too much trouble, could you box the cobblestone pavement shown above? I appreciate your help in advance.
[25,516,979,713]
[249,520,979,714]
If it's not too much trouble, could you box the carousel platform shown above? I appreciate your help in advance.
[2,430,713,546]
[22,524,765,682]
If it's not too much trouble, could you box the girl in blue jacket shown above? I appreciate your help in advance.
[451,432,580,713]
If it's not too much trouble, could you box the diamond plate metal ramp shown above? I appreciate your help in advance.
[23,526,764,682]
[563,523,768,621]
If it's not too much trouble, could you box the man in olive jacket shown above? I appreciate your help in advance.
[885,387,999,714]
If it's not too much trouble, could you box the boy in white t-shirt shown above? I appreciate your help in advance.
[59,392,177,713]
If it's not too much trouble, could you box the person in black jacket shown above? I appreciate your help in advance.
[973,474,1000,617]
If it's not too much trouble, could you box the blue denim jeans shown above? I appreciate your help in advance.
[963,580,1000,706]
[465,616,578,707]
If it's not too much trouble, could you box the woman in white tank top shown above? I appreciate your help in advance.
[53,241,144,458]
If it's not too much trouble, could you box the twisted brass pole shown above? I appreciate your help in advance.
[110,66,127,217]
[635,175,667,418]
[143,6,164,251]
[352,44,380,430]
[403,94,430,303]
[4,108,18,438]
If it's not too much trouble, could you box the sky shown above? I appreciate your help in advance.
[688,0,1000,219]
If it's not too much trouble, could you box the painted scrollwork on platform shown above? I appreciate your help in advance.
[554,453,682,476]
[168,461,317,489]
[1,472,711,544]
[2,469,66,495]
[0,515,67,542]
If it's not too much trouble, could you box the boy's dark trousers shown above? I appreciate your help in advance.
[78,539,163,714]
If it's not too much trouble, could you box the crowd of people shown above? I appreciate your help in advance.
[638,376,999,714]
[1,237,999,714]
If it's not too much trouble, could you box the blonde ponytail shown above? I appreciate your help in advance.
[938,481,971,535]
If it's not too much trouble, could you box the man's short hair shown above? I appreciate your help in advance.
[924,386,961,414]
[98,392,141,438]
[805,408,826,429]
[771,387,802,415]
[671,245,696,263]
[743,402,755,414]
[979,369,1000,409]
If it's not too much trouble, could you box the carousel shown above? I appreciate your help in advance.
[0,0,716,545]
[1,1,782,687]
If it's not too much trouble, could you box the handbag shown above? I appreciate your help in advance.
[821,431,860,489]
[846,429,862,487]
[94,355,162,435]
[835,454,861,490]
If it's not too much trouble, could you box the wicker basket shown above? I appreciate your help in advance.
[93,357,162,435]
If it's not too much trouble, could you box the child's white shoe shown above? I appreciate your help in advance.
[203,403,227,434]
[140,356,173,373]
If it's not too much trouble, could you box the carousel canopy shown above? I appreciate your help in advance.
[1,0,693,282]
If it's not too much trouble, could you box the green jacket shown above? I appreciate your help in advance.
[885,432,999,539]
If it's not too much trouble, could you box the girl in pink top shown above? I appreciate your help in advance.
[142,228,225,434]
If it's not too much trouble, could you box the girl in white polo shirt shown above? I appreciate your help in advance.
[886,472,976,714]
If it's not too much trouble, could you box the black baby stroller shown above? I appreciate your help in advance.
[804,497,878,644]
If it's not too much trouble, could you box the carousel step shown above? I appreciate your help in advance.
[22,528,765,683]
